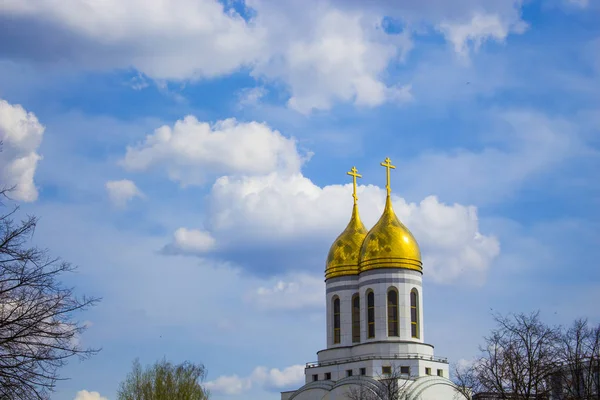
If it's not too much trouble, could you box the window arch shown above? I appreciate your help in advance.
[352,293,360,343]
[387,287,399,337]
[410,289,420,339]
[333,296,341,344]
[366,290,375,339]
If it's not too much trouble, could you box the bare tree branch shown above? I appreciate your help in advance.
[553,318,600,399]
[346,365,412,400]
[455,311,561,400]
[0,193,101,399]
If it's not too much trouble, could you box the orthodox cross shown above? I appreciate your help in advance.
[347,166,362,205]
[380,157,396,197]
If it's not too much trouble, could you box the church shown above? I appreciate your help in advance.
[281,158,468,400]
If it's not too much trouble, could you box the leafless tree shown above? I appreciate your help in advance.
[453,361,481,400]
[346,365,412,400]
[552,318,600,399]
[454,311,560,400]
[117,358,210,400]
[0,186,101,399]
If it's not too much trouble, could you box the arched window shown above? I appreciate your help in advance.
[333,296,341,344]
[352,294,360,343]
[411,289,419,338]
[387,288,399,337]
[366,290,375,339]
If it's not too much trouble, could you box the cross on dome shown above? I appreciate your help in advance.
[347,166,362,205]
[380,157,396,197]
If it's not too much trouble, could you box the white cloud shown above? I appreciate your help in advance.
[105,179,144,207]
[74,390,108,400]
[249,3,413,113]
[205,364,304,395]
[439,12,528,57]
[0,0,264,80]
[238,86,268,107]
[245,274,324,310]
[121,116,304,186]
[0,0,529,112]
[0,99,44,202]
[205,374,252,395]
[128,73,150,91]
[251,364,305,390]
[169,171,499,284]
[163,227,216,255]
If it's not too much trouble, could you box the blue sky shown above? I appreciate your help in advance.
[0,0,599,399]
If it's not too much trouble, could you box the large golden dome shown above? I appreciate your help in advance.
[325,203,368,280]
[359,157,422,273]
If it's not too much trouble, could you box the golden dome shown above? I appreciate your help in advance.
[325,203,368,280]
[325,166,368,280]
[359,157,422,273]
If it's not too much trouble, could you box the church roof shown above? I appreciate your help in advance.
[359,192,422,273]
[325,158,422,280]
[325,202,368,280]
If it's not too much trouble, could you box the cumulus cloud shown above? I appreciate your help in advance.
[252,364,305,390]
[0,99,44,202]
[0,0,529,112]
[249,3,413,113]
[205,364,304,395]
[121,116,304,186]
[105,179,144,207]
[245,274,325,310]
[163,227,216,255]
[0,0,264,80]
[205,374,252,395]
[168,171,499,284]
[74,390,108,400]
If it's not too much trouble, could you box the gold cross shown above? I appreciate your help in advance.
[380,157,396,196]
[347,166,362,205]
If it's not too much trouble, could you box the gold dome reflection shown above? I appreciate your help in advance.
[325,203,368,279]
[325,167,368,280]
[358,157,422,273]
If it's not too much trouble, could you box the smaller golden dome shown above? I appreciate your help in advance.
[325,203,368,280]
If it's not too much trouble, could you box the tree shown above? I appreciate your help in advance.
[0,187,100,399]
[453,311,560,400]
[346,365,411,400]
[553,318,600,399]
[117,358,210,400]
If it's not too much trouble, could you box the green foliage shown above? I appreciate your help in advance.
[117,358,210,400]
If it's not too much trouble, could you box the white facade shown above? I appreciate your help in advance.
[281,264,466,400]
